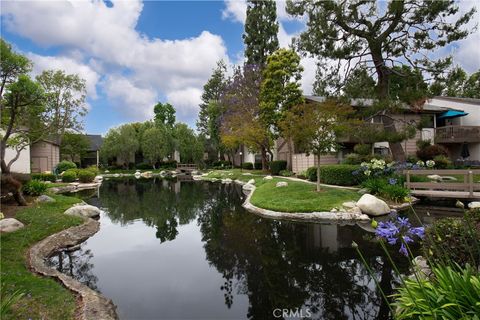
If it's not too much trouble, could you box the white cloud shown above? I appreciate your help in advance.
[166,87,203,117]
[26,53,100,99]
[222,0,247,23]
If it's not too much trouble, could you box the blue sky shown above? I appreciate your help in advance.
[1,1,479,135]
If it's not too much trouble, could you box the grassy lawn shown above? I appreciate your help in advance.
[0,195,83,320]
[410,173,480,183]
[46,182,70,188]
[202,169,266,182]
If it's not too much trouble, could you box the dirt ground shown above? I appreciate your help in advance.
[1,196,35,218]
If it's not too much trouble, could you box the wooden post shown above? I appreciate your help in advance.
[469,170,474,197]
[405,170,411,189]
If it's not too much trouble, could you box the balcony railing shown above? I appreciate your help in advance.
[435,126,480,143]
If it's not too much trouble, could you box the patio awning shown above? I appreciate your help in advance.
[438,110,468,119]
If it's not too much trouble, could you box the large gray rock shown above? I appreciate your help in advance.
[357,194,391,216]
[0,218,25,233]
[247,179,255,185]
[468,201,480,209]
[64,205,101,218]
[276,181,288,188]
[36,195,56,203]
[342,201,357,209]
[242,183,255,191]
[263,175,273,180]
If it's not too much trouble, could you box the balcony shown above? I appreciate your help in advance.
[435,125,480,143]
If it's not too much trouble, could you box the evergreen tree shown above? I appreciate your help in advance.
[243,0,279,67]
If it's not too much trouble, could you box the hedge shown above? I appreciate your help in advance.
[57,160,77,173]
[62,169,77,182]
[306,165,364,186]
[241,162,254,170]
[77,169,95,183]
[254,162,263,170]
[270,160,287,175]
[31,173,56,182]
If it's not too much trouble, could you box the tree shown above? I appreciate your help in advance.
[463,71,480,99]
[0,39,32,97]
[430,67,480,98]
[154,102,176,128]
[282,100,353,191]
[260,48,304,169]
[220,65,272,169]
[60,132,90,163]
[174,123,204,164]
[342,66,376,99]
[243,0,279,67]
[287,0,476,161]
[141,126,171,168]
[101,124,139,168]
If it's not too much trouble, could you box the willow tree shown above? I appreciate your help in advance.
[287,0,476,161]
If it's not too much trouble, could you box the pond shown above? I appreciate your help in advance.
[49,178,443,319]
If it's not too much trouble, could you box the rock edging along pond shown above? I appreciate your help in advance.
[28,210,118,320]
[237,180,371,222]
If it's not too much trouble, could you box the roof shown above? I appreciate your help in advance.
[433,96,480,106]
[86,134,103,151]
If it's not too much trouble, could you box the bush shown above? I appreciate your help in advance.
[31,173,56,182]
[136,162,152,170]
[77,169,95,183]
[270,160,287,175]
[361,178,388,194]
[158,160,177,169]
[279,170,294,177]
[422,210,480,268]
[254,162,262,170]
[241,162,254,170]
[416,144,448,161]
[343,153,363,165]
[85,165,100,176]
[416,139,431,150]
[379,184,410,202]
[62,169,77,182]
[307,165,364,186]
[406,154,418,164]
[433,155,452,169]
[353,143,371,155]
[22,180,47,196]
[56,160,77,173]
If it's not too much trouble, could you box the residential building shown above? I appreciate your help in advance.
[31,139,60,173]
[81,134,103,167]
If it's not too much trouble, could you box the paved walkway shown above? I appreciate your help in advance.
[277,176,360,191]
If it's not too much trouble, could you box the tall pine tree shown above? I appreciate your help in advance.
[243,0,279,67]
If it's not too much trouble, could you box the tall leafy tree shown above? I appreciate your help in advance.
[60,132,90,163]
[430,67,480,98]
[154,102,176,128]
[463,71,480,99]
[287,0,476,161]
[101,124,139,168]
[342,66,376,99]
[174,123,204,164]
[243,0,279,67]
[141,126,172,168]
[260,48,304,169]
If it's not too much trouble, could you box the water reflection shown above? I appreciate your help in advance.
[52,179,414,319]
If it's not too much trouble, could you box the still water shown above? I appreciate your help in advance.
[49,178,423,320]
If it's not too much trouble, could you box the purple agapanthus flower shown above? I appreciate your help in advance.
[388,178,397,185]
[375,217,425,256]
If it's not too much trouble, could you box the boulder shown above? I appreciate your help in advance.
[263,175,273,180]
[134,172,141,179]
[242,183,255,191]
[242,172,252,176]
[0,218,25,233]
[141,171,153,178]
[342,201,357,210]
[94,175,103,182]
[222,178,232,184]
[247,179,255,185]
[64,205,101,218]
[276,181,288,188]
[357,194,391,216]
[427,174,442,181]
[36,195,56,203]
[104,170,110,173]
[357,188,369,195]
[330,208,338,213]
[468,201,480,209]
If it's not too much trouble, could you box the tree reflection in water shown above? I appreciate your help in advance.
[63,179,411,319]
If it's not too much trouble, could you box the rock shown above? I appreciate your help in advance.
[104,170,110,173]
[247,179,255,185]
[357,188,369,195]
[94,175,103,182]
[0,218,25,233]
[276,181,288,188]
[411,256,432,280]
[263,175,273,180]
[242,172,252,176]
[456,200,465,209]
[468,202,480,209]
[222,178,232,184]
[44,180,52,184]
[356,220,377,233]
[141,171,153,178]
[70,182,80,186]
[114,173,120,177]
[134,172,141,179]
[427,174,442,181]
[348,206,363,215]
[135,169,140,173]
[242,183,255,191]
[64,205,101,218]
[440,176,457,181]
[36,195,56,203]
[330,208,338,213]
[342,201,357,209]
[357,194,391,216]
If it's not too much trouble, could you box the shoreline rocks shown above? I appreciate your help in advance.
[0,218,25,233]
[357,194,391,216]
[64,205,101,218]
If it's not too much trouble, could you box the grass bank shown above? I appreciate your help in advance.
[0,195,83,320]
[202,170,360,213]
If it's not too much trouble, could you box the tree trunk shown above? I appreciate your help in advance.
[287,139,293,171]
[382,115,406,162]
[316,153,321,192]
[261,147,268,171]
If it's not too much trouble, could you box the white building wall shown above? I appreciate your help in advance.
[4,145,31,173]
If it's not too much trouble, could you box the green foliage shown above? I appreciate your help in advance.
[279,170,294,177]
[307,165,365,186]
[56,160,77,173]
[342,66,376,99]
[31,173,56,182]
[241,162,254,170]
[141,126,172,166]
[1,284,25,318]
[22,180,47,196]
[353,143,372,156]
[77,169,95,183]
[393,264,480,320]
[361,178,388,195]
[61,170,77,182]
[417,144,449,161]
[254,162,263,170]
[210,160,232,169]
[433,155,452,169]
[429,66,480,98]
[153,102,176,128]
[343,153,363,165]
[270,160,287,175]
[416,139,432,150]
[174,123,204,164]
[85,165,99,176]
[60,132,90,162]
[422,210,480,268]
[379,184,410,203]
[243,0,279,67]
[101,124,140,167]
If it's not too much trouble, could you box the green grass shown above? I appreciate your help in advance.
[250,178,360,212]
[202,169,265,182]
[410,173,480,183]
[0,195,84,320]
[45,182,70,188]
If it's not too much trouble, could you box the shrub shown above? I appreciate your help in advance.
[307,165,364,186]
[422,210,480,268]
[62,169,77,182]
[22,180,47,196]
[393,264,480,320]
[361,178,388,194]
[433,155,452,169]
[241,162,254,170]
[31,173,56,182]
[254,162,262,170]
[406,154,418,164]
[416,144,448,161]
[343,153,363,165]
[77,169,95,183]
[136,162,152,170]
[85,165,100,176]
[416,139,431,150]
[56,160,77,173]
[379,184,410,202]
[279,170,294,177]
[158,160,177,169]
[353,143,371,155]
[270,160,287,175]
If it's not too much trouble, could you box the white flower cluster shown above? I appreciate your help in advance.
[416,160,435,168]
[360,159,395,176]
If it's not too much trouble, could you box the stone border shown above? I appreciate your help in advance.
[49,182,102,194]
[28,216,118,320]
[238,181,370,222]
